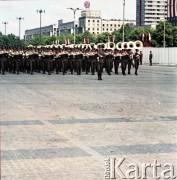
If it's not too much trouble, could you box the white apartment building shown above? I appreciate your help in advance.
[79,10,136,35]
[136,0,168,27]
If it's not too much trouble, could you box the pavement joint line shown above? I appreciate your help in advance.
[40,120,105,160]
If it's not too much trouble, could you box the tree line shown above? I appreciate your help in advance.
[0,21,177,48]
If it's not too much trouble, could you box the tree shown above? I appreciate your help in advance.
[112,30,122,43]
[0,33,24,48]
[172,27,177,47]
[119,24,134,41]
[129,27,144,41]
[153,21,173,47]
[28,35,57,46]
[96,32,110,43]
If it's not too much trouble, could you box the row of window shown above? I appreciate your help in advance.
[87,23,121,27]
[87,20,122,27]
[88,28,119,31]
[88,20,100,23]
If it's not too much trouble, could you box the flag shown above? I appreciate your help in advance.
[84,37,89,44]
[65,39,70,45]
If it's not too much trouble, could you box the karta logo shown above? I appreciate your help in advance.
[104,158,176,179]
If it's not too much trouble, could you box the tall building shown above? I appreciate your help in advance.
[136,0,168,27]
[167,0,177,26]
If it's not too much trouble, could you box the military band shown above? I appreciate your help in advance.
[0,44,142,80]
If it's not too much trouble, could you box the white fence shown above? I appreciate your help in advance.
[142,47,177,65]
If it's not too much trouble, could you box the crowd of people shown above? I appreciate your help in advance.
[0,44,143,80]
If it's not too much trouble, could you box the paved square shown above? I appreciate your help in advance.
[0,65,177,180]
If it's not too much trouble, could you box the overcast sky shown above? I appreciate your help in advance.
[0,0,136,37]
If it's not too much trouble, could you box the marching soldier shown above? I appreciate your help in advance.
[127,49,134,75]
[76,48,83,75]
[140,51,143,65]
[121,50,128,76]
[114,49,121,75]
[90,49,97,75]
[134,49,140,75]
[85,48,91,74]
[97,45,105,80]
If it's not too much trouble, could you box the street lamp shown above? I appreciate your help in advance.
[122,0,125,42]
[67,7,82,44]
[163,3,172,48]
[2,21,8,35]
[37,9,45,44]
[16,17,24,39]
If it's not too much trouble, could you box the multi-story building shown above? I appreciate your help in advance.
[58,19,79,35]
[79,10,136,35]
[167,0,177,26]
[136,0,168,27]
[25,9,135,40]
[25,25,58,41]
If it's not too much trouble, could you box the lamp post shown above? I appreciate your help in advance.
[122,0,125,42]
[163,3,172,48]
[67,7,82,44]
[37,9,45,44]
[2,21,8,35]
[16,17,24,39]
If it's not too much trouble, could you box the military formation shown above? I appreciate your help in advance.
[0,41,143,80]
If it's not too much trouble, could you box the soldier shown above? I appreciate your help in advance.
[0,47,8,75]
[61,46,68,75]
[105,48,114,75]
[140,51,143,65]
[97,45,105,80]
[149,51,153,66]
[90,48,97,75]
[121,50,128,76]
[85,48,91,74]
[69,47,76,74]
[134,49,140,75]
[127,49,134,75]
[114,49,121,75]
[76,48,83,75]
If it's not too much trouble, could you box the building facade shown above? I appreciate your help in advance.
[25,25,58,41]
[136,0,168,27]
[167,0,177,26]
[79,10,135,35]
[58,19,79,35]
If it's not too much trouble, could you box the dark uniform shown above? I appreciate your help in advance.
[134,50,140,75]
[127,50,134,75]
[97,47,105,80]
[140,51,143,65]
[149,51,153,66]
[105,49,114,75]
[76,50,83,75]
[90,50,97,75]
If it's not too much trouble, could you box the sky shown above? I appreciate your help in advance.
[0,0,136,37]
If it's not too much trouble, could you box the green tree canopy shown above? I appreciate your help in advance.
[153,21,173,47]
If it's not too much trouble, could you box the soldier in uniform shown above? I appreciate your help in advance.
[149,51,153,66]
[76,48,83,75]
[134,49,140,75]
[127,49,134,75]
[97,45,105,80]
[61,46,68,75]
[114,49,120,75]
[105,48,114,75]
[140,51,143,65]
[90,48,97,75]
[121,50,128,76]
[85,48,91,74]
